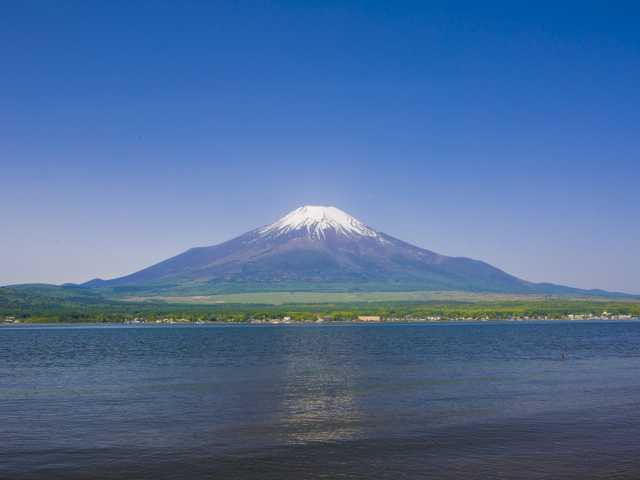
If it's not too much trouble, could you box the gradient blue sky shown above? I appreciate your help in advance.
[2,1,639,293]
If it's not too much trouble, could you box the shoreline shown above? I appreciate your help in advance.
[3,317,640,327]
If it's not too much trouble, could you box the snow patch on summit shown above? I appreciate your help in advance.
[259,206,382,240]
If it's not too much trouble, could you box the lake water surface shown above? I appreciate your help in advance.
[2,321,640,479]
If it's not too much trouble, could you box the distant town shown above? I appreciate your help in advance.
[3,311,637,325]
[121,311,640,325]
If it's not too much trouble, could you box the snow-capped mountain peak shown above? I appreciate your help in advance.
[259,205,380,240]
[92,205,585,297]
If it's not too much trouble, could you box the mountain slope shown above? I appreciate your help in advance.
[85,206,613,296]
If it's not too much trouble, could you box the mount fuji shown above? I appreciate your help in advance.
[85,206,606,296]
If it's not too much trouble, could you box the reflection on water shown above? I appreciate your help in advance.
[2,322,640,479]
[279,329,362,443]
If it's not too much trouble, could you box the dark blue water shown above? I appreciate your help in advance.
[2,322,640,479]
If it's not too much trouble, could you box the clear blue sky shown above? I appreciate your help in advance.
[2,1,639,293]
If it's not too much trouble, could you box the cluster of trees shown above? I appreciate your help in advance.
[6,300,640,324]
[3,284,640,324]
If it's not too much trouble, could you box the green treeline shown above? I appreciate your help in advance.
[4,300,640,324]
[2,284,639,324]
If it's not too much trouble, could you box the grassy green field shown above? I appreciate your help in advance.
[122,290,636,306]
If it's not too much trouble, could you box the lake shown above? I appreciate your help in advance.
[2,321,640,479]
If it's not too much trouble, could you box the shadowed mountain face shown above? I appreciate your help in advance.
[85,206,596,295]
